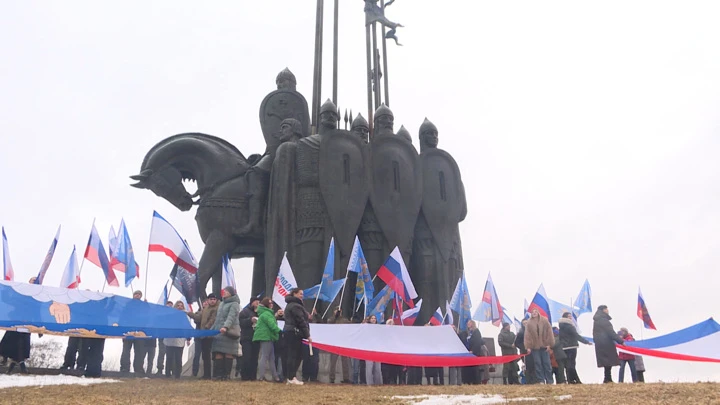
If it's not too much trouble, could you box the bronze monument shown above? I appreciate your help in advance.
[131,2,466,324]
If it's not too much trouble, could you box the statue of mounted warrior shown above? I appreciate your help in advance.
[130,1,467,324]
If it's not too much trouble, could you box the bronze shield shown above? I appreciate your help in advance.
[258,89,310,148]
[319,130,370,256]
[420,148,466,261]
[369,136,422,253]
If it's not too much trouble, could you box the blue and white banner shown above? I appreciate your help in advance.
[0,280,216,339]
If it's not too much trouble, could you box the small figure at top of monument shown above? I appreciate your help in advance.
[364,0,403,46]
[276,67,297,91]
[396,125,412,144]
[351,113,369,144]
[374,104,395,138]
[319,99,339,134]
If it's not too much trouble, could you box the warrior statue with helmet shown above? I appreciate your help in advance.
[411,118,467,321]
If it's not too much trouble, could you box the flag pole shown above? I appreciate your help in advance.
[311,0,325,134]
[371,22,381,109]
[143,212,155,299]
[331,0,339,105]
[337,267,351,315]
[311,279,323,316]
[364,18,374,141]
[380,0,390,106]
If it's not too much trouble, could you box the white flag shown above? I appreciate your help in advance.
[272,253,297,310]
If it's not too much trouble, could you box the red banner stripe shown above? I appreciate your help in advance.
[307,341,525,367]
[617,344,720,363]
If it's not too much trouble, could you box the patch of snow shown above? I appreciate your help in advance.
[554,395,572,401]
[392,394,542,404]
[0,374,121,389]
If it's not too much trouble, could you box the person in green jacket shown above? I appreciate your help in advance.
[253,297,282,382]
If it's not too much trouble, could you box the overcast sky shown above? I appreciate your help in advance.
[1,1,719,382]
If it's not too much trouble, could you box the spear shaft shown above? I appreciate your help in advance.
[371,22,381,109]
[311,0,325,134]
[332,0,339,105]
[365,23,374,140]
[381,0,390,106]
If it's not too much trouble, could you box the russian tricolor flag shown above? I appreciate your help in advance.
[376,247,417,307]
[2,227,14,282]
[428,306,444,326]
[637,287,656,330]
[84,224,118,287]
[34,225,61,285]
[527,284,552,322]
[59,246,81,289]
[401,298,423,326]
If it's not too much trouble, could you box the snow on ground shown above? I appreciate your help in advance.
[392,394,573,404]
[0,374,120,389]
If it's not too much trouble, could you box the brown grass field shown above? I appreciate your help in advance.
[1,379,719,405]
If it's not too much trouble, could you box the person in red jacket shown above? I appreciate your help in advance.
[618,328,637,383]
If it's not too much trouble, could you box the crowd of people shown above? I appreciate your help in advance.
[1,286,647,386]
[504,305,647,385]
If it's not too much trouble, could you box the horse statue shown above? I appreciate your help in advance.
[130,133,266,300]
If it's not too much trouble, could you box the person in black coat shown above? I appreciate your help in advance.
[515,319,536,384]
[559,312,592,384]
[592,305,624,383]
[237,297,260,380]
[283,288,311,385]
[460,320,485,384]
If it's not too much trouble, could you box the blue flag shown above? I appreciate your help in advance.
[316,238,337,300]
[449,273,472,331]
[548,298,576,324]
[303,279,345,303]
[113,219,138,287]
[348,237,374,305]
[574,279,592,315]
[367,284,395,321]
[474,273,503,326]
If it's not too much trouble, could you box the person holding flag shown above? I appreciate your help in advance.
[592,305,625,384]
[283,288,311,385]
[559,311,592,384]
